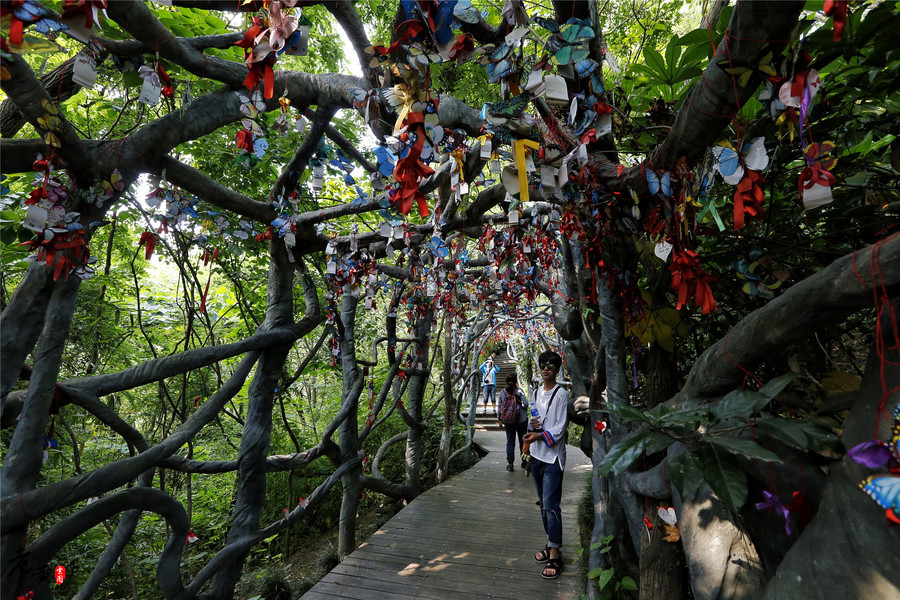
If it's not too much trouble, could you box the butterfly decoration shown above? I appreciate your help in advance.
[716,43,777,88]
[805,141,837,171]
[101,170,124,197]
[758,80,786,119]
[732,250,789,299]
[37,99,62,148]
[5,0,69,44]
[851,404,900,524]
[646,170,671,198]
[373,146,396,178]
[428,235,449,258]
[711,137,768,186]
[452,0,483,25]
[536,16,596,74]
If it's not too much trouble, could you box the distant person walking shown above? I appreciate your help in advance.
[523,350,568,579]
[479,353,499,414]
[497,372,528,471]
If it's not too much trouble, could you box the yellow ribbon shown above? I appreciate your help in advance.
[392,84,414,134]
[451,148,465,178]
[775,113,794,142]
[513,138,540,203]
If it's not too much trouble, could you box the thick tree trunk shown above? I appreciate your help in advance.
[761,300,900,599]
[337,291,362,557]
[437,320,453,482]
[209,241,294,598]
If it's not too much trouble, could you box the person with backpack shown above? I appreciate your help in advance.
[522,350,569,580]
[497,372,528,472]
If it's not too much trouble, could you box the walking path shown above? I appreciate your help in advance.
[300,430,592,599]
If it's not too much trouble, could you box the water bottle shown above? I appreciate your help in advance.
[530,402,543,432]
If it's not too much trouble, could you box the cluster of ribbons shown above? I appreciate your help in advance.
[669,249,718,315]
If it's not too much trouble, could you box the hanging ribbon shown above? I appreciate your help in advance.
[391,83,415,134]
[733,169,765,230]
[61,0,107,30]
[513,138,540,203]
[669,249,717,314]
[823,0,849,42]
[797,163,836,200]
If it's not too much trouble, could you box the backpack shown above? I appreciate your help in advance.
[498,389,523,424]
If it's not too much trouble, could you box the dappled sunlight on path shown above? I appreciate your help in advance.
[300,430,591,599]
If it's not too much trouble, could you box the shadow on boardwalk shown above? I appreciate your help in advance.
[300,430,592,599]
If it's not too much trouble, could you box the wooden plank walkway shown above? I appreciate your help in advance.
[300,430,592,599]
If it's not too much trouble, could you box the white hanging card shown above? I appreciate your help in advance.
[450,169,459,187]
[504,26,531,46]
[480,138,492,158]
[523,241,531,253]
[544,74,569,106]
[379,222,392,237]
[525,69,544,93]
[459,181,469,196]
[523,152,535,172]
[654,241,673,262]
[577,144,588,168]
[295,115,307,133]
[23,205,48,232]
[802,182,833,210]
[326,260,336,274]
[509,209,519,225]
[568,96,579,125]
[284,25,310,56]
[596,113,613,138]
[365,297,373,310]
[138,76,161,105]
[541,165,558,190]
[490,159,501,173]
[72,53,97,89]
[386,243,394,258]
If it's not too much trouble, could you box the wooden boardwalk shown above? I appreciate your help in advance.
[300,430,592,599]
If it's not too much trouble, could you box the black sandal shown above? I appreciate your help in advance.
[542,557,564,579]
[534,546,551,563]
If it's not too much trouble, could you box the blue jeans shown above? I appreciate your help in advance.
[531,458,564,548]
[483,384,495,407]
[504,420,527,465]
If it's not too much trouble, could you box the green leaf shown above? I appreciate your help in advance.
[759,373,798,399]
[643,47,667,81]
[596,568,614,590]
[711,388,769,422]
[667,450,705,499]
[597,431,671,476]
[602,402,651,424]
[620,576,638,591]
[588,566,606,579]
[756,416,808,449]
[702,446,748,513]
[707,436,782,463]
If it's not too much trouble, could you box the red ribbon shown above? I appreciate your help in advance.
[823,0,849,42]
[392,118,434,217]
[733,169,765,230]
[138,231,157,259]
[235,129,254,151]
[61,0,107,30]
[20,228,90,281]
[669,249,718,314]
[797,164,836,200]
[156,63,174,98]
[243,60,275,99]
[1,0,28,46]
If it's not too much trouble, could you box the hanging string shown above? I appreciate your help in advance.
[723,332,798,417]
